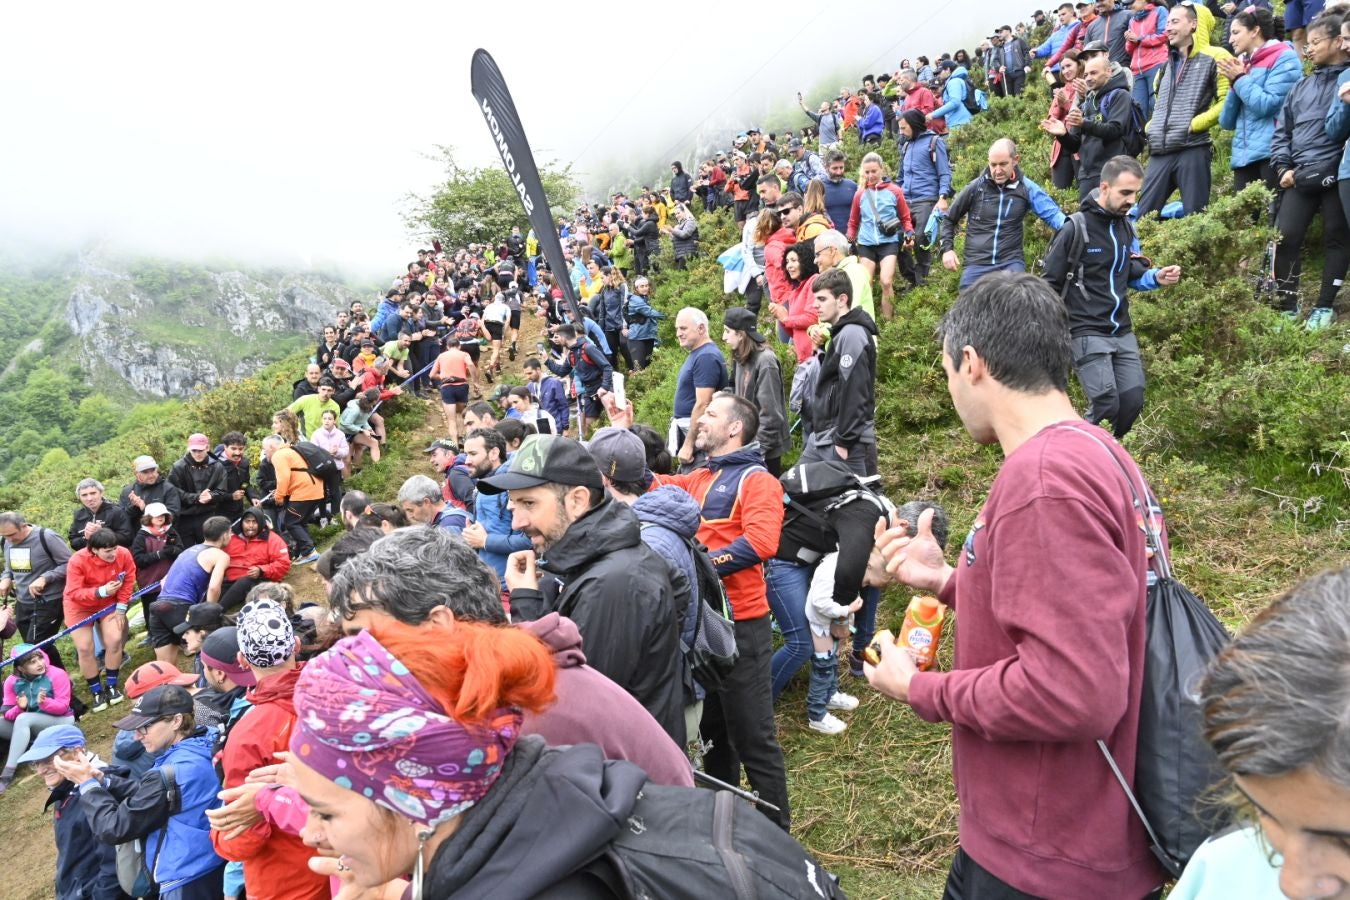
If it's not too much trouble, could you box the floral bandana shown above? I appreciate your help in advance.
[290,631,521,831]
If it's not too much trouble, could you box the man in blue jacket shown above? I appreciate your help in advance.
[1033,3,1078,75]
[940,139,1067,288]
[460,427,532,583]
[928,62,974,129]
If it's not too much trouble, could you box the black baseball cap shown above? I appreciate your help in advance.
[113,684,194,731]
[173,602,225,636]
[423,439,458,454]
[723,307,766,344]
[477,434,603,495]
[1080,40,1109,56]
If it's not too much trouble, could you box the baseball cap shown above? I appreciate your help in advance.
[1081,40,1109,55]
[173,602,225,636]
[747,125,761,134]
[331,357,352,371]
[723,307,767,344]
[133,455,158,472]
[939,60,957,71]
[125,660,198,698]
[423,439,458,454]
[17,723,87,764]
[237,598,295,669]
[477,434,603,495]
[586,428,647,483]
[200,627,255,687]
[787,137,804,150]
[187,433,210,451]
[114,684,194,731]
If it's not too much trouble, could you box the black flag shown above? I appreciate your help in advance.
[470,49,583,324]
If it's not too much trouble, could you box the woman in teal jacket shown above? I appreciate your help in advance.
[1217,8,1301,194]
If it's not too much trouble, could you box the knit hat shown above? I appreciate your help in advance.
[237,599,295,669]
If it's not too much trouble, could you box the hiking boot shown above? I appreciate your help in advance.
[484,369,494,384]
[1305,307,1334,331]
[827,691,860,711]
[808,713,848,735]
[106,685,126,706]
[90,691,109,713]
[508,342,517,361]
[848,649,865,678]
[0,769,13,793]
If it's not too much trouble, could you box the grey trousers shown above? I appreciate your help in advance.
[1072,331,1146,438]
[0,710,75,770]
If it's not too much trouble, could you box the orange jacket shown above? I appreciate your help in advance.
[654,446,783,620]
[272,446,325,504]
[63,546,137,608]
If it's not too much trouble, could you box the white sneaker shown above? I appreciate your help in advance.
[827,691,859,711]
[808,713,848,735]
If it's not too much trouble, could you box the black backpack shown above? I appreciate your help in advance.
[956,74,982,116]
[1100,88,1146,157]
[582,786,846,899]
[291,441,343,518]
[1055,211,1142,304]
[777,459,892,566]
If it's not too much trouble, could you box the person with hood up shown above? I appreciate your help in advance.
[62,683,226,900]
[941,139,1068,288]
[1042,52,1139,199]
[485,434,685,747]
[1,643,75,792]
[220,507,291,610]
[1136,2,1232,217]
[928,61,974,129]
[210,598,328,900]
[669,161,693,203]
[897,109,952,288]
[1216,6,1301,197]
[1125,0,1169,119]
[723,308,790,476]
[18,723,123,900]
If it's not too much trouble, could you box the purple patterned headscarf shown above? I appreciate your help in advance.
[290,630,522,831]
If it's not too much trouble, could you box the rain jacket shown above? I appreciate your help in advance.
[733,345,790,462]
[899,130,952,201]
[809,306,879,453]
[63,546,136,612]
[931,68,974,128]
[847,181,915,247]
[223,508,291,583]
[1218,40,1301,169]
[47,760,124,900]
[941,168,1066,266]
[1127,4,1169,75]
[1271,61,1350,175]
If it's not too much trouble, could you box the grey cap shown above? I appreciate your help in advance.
[586,428,647,483]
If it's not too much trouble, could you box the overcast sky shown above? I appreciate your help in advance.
[1,1,1015,277]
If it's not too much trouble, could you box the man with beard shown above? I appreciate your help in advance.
[213,431,253,522]
[168,433,228,545]
[1044,155,1181,438]
[220,507,292,610]
[488,435,685,745]
[459,427,531,584]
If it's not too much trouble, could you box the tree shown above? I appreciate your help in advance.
[404,146,579,249]
[69,395,121,450]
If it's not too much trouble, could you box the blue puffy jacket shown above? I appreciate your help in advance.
[857,103,884,141]
[931,68,973,128]
[633,485,705,700]
[1218,40,1302,169]
[474,459,533,579]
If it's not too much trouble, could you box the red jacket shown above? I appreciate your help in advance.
[359,367,398,401]
[224,531,291,583]
[762,226,798,310]
[212,665,328,900]
[777,274,819,363]
[903,84,943,133]
[907,424,1164,898]
[63,546,137,609]
[654,446,783,621]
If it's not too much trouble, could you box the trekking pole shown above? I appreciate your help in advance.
[691,769,782,814]
[0,581,162,671]
[371,360,436,415]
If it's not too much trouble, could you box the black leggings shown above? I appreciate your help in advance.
[628,338,655,370]
[1274,183,1349,311]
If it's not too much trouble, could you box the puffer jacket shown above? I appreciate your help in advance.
[590,284,626,333]
[1218,40,1302,169]
[632,485,704,701]
[1145,3,1232,155]
[846,181,914,247]
[670,215,699,259]
[940,168,1067,266]
[624,289,663,343]
[1271,62,1350,175]
[1127,4,1168,75]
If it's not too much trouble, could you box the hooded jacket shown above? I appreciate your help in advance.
[547,336,614,395]
[899,131,952,201]
[653,445,784,621]
[68,500,133,550]
[472,460,533,580]
[670,215,699,259]
[1270,61,1350,175]
[633,484,705,703]
[131,519,182,588]
[1043,196,1164,337]
[669,166,693,202]
[518,612,694,788]
[1218,40,1301,170]
[857,101,885,141]
[212,665,328,900]
[734,344,790,461]
[508,497,684,747]
[1061,67,1135,183]
[811,305,879,453]
[223,508,291,583]
[624,289,663,343]
[941,167,1066,267]
[48,760,125,900]
[1127,4,1169,75]
[4,647,72,719]
[80,728,223,894]
[762,225,798,305]
[63,545,137,612]
[931,67,974,128]
[1145,4,1232,155]
[778,273,820,363]
[590,284,627,333]
[1087,1,1133,66]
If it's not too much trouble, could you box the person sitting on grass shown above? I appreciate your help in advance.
[0,644,74,793]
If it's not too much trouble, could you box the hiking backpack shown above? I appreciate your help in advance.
[678,531,738,693]
[1055,211,1142,303]
[117,764,177,896]
[777,459,893,566]
[1100,88,1146,157]
[957,75,986,116]
[291,441,343,519]
[581,786,846,900]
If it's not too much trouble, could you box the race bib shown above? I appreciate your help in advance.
[8,548,31,572]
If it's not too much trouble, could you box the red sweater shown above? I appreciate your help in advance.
[212,665,328,900]
[63,546,137,609]
[907,424,1165,898]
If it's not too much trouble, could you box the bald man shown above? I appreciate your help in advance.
[940,139,1067,288]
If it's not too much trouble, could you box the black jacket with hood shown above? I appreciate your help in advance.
[508,497,684,746]
[1043,196,1158,337]
[810,306,878,452]
[1062,67,1134,183]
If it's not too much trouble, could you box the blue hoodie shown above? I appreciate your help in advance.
[474,460,533,579]
[931,67,974,128]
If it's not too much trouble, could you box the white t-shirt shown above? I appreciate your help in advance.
[483,299,510,325]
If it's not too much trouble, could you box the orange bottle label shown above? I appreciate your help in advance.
[900,596,945,671]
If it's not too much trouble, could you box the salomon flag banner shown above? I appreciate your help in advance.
[471,49,583,324]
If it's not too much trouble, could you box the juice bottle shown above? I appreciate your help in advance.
[899,596,945,671]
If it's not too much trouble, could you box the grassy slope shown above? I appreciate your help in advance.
[629,77,1348,896]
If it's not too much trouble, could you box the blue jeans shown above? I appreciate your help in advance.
[806,649,840,721]
[959,260,1026,290]
[765,559,813,701]
[1133,64,1163,122]
[851,586,881,657]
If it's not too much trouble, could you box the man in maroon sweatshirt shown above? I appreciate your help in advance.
[867,272,1167,900]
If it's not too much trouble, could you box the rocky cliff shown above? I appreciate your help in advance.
[58,255,366,398]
